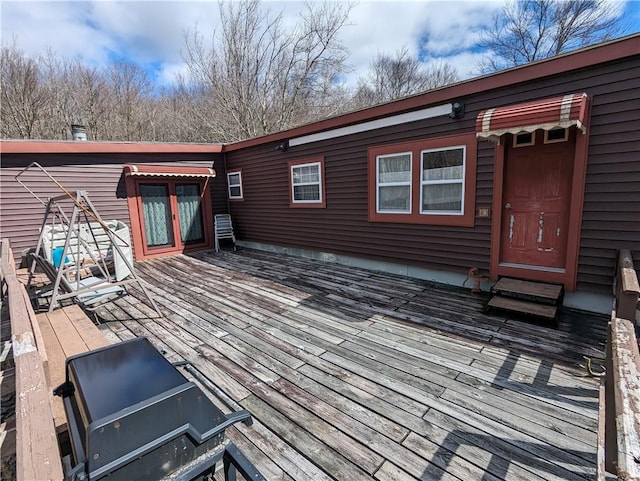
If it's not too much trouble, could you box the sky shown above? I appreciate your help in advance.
[2,0,639,90]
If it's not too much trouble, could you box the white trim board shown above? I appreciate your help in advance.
[289,103,452,147]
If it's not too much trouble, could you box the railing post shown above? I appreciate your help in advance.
[617,249,639,323]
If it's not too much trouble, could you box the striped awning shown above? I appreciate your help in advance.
[476,93,589,143]
[123,164,216,178]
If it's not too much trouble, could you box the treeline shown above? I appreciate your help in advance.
[1,0,623,143]
[1,1,459,143]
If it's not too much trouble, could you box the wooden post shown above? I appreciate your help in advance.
[617,249,640,323]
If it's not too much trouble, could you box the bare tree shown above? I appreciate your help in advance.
[477,0,623,72]
[182,0,353,142]
[1,43,48,138]
[36,53,110,140]
[354,47,459,107]
[106,60,153,141]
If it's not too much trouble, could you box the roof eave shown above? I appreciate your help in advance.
[0,140,224,155]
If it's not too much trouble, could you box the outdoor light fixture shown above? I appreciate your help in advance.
[450,102,465,119]
[275,141,289,152]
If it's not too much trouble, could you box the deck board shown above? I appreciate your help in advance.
[92,249,606,481]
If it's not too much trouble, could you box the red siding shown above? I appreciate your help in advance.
[0,153,226,264]
[224,55,640,295]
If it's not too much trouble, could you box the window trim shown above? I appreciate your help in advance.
[513,132,535,147]
[368,133,477,227]
[288,157,326,208]
[420,145,466,216]
[376,151,413,214]
[544,127,569,143]
[227,169,244,201]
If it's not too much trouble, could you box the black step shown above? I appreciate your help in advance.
[492,277,563,306]
[487,295,558,320]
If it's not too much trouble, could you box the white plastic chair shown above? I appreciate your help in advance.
[214,214,236,252]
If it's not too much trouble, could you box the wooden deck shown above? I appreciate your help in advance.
[92,249,608,481]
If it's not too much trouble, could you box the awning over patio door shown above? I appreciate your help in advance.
[476,93,589,143]
[123,164,216,178]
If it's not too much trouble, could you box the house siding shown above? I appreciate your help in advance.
[0,153,226,263]
[224,55,640,295]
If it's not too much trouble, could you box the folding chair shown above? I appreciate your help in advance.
[214,214,237,253]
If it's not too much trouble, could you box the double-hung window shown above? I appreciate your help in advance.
[227,170,243,200]
[376,153,412,213]
[289,158,325,208]
[368,133,476,226]
[421,146,465,214]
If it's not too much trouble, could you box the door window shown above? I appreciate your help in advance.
[140,184,175,248]
[176,183,204,244]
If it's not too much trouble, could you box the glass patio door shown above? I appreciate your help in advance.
[176,183,205,244]
[140,184,175,248]
[137,180,209,255]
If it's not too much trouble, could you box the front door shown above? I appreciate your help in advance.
[500,130,575,270]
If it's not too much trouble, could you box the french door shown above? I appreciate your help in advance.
[136,180,211,257]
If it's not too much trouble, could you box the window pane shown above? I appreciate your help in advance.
[422,149,463,181]
[229,186,241,197]
[293,165,319,184]
[228,173,240,186]
[379,185,410,211]
[294,184,320,201]
[422,183,462,212]
[176,183,204,244]
[140,184,174,248]
[379,154,411,183]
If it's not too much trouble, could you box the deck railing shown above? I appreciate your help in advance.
[600,249,640,480]
[0,238,63,480]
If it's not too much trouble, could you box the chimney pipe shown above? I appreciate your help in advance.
[71,124,87,141]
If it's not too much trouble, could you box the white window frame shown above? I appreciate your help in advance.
[544,128,569,143]
[291,161,323,204]
[513,132,535,147]
[227,171,243,199]
[420,145,466,216]
[376,152,412,214]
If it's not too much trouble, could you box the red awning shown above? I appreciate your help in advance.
[123,164,216,178]
[476,93,588,143]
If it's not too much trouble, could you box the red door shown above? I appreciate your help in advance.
[500,131,575,269]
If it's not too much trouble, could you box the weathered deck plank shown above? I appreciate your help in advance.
[92,250,606,481]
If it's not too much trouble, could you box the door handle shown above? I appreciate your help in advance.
[504,203,511,209]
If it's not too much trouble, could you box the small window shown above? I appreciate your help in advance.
[421,147,465,215]
[544,128,568,143]
[513,132,534,147]
[289,157,325,208]
[377,153,412,213]
[227,171,243,200]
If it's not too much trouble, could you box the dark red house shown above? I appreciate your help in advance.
[1,34,638,314]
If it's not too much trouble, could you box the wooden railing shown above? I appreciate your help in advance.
[599,249,640,480]
[0,239,63,480]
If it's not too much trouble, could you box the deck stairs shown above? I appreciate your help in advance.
[485,277,564,324]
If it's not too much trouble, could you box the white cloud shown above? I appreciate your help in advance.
[2,0,635,91]
[339,1,502,87]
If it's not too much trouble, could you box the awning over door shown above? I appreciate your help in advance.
[476,93,588,143]
[123,164,216,178]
